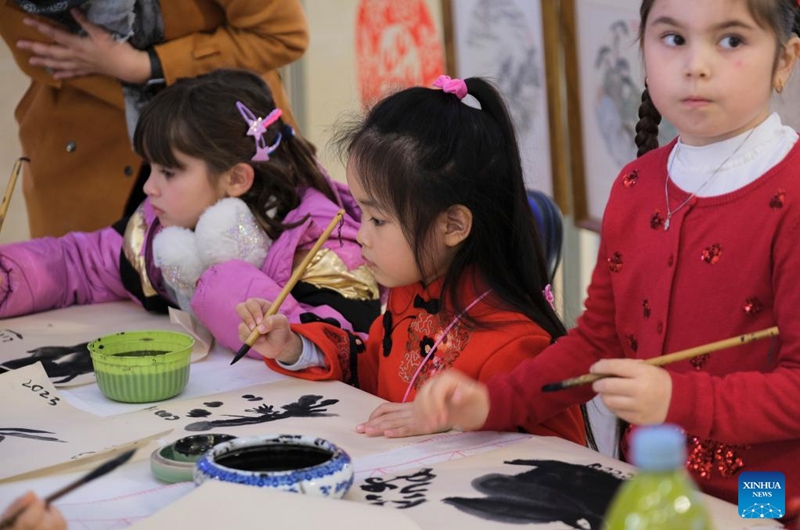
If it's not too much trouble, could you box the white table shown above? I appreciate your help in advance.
[0,304,782,529]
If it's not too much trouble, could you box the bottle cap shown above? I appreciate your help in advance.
[630,424,686,471]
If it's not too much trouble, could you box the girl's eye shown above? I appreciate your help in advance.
[662,33,685,47]
[370,217,385,227]
[720,35,743,49]
[160,168,175,179]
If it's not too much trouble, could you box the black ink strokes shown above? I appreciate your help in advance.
[153,409,180,421]
[0,427,67,444]
[0,329,23,343]
[0,342,92,384]
[203,401,223,408]
[442,460,624,530]
[361,468,436,509]
[20,379,60,406]
[186,409,212,418]
[242,394,262,402]
[184,395,340,432]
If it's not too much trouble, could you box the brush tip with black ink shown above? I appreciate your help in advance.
[541,382,565,393]
[230,344,250,365]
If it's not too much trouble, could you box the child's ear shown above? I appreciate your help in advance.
[225,163,255,198]
[774,35,800,93]
[442,204,473,248]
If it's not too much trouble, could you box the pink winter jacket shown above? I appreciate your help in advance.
[0,182,380,354]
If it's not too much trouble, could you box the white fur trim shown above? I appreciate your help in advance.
[153,226,206,296]
[194,197,271,269]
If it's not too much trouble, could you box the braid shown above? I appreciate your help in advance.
[634,86,662,157]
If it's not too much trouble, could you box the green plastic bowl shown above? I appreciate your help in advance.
[88,330,194,403]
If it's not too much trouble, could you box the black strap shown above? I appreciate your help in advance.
[291,282,380,333]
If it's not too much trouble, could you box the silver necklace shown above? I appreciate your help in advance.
[663,128,756,231]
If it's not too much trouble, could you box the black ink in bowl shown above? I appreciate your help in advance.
[112,350,171,357]
[216,444,333,472]
[173,434,237,462]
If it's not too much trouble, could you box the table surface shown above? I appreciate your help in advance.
[0,303,784,529]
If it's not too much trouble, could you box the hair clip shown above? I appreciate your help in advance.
[283,125,295,139]
[433,75,467,100]
[236,101,283,162]
[543,284,555,311]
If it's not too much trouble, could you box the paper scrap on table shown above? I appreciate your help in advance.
[0,301,211,387]
[168,307,213,361]
[0,362,171,481]
[128,481,421,530]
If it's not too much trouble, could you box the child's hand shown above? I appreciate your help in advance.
[356,402,448,438]
[236,298,302,364]
[1,491,67,530]
[413,370,490,433]
[590,359,672,425]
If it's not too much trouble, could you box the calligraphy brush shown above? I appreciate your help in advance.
[0,448,136,529]
[0,157,29,235]
[541,326,779,392]
[230,209,345,365]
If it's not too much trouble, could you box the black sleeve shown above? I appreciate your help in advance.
[291,281,381,334]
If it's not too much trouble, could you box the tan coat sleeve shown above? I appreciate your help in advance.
[156,0,309,85]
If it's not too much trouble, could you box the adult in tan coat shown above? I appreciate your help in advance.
[0,1,308,238]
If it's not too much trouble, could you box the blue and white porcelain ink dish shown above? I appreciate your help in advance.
[194,434,354,499]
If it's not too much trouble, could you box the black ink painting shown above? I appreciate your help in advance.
[361,468,437,509]
[184,395,339,432]
[0,342,93,384]
[0,427,67,444]
[442,459,624,530]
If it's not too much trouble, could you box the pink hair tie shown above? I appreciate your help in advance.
[433,75,467,100]
[543,284,555,311]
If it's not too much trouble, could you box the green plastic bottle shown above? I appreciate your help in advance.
[603,424,713,530]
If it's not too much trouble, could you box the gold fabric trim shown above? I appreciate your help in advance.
[122,207,158,297]
[300,248,379,300]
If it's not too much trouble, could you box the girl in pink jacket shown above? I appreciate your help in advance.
[0,69,380,355]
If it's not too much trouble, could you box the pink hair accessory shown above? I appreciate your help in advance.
[236,101,283,162]
[433,75,467,100]
[543,284,555,311]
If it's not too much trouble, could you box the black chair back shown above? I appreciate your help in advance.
[526,189,563,282]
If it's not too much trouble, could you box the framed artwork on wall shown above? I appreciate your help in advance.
[300,0,452,183]
[442,0,568,210]
[563,0,677,231]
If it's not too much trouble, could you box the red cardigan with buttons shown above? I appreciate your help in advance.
[484,139,800,506]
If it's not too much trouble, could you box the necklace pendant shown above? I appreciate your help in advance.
[664,218,670,231]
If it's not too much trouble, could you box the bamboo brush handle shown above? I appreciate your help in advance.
[242,209,345,347]
[542,326,779,391]
[0,158,27,234]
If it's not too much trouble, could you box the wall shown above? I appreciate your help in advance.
[0,44,29,244]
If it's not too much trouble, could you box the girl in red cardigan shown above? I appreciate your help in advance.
[237,76,587,445]
[414,0,800,522]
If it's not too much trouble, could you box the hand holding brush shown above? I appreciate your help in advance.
[0,448,135,529]
[230,209,345,365]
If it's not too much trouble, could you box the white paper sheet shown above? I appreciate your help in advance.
[116,378,445,460]
[0,363,171,481]
[128,481,421,530]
